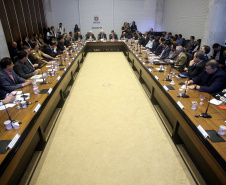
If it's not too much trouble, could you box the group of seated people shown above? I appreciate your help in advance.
[1,22,226,104]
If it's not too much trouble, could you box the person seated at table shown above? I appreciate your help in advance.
[14,51,41,79]
[30,42,56,65]
[219,50,226,72]
[86,31,96,40]
[200,45,210,62]
[97,30,107,40]
[75,32,83,41]
[43,41,59,58]
[22,36,32,48]
[186,60,226,94]
[159,40,171,59]
[130,32,138,40]
[176,34,183,46]
[22,45,39,68]
[211,43,226,63]
[0,91,16,105]
[147,28,154,36]
[166,46,187,70]
[184,36,195,52]
[109,30,118,40]
[33,33,43,47]
[143,31,149,44]
[68,32,74,42]
[0,57,32,93]
[162,32,168,39]
[189,39,201,55]
[38,33,47,46]
[166,43,178,60]
[153,37,165,55]
[145,36,154,51]
[63,34,71,47]
[57,35,66,51]
[8,41,19,61]
[137,32,146,47]
[183,51,206,78]
[120,32,129,40]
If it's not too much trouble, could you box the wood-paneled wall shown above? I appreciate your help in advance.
[0,0,45,45]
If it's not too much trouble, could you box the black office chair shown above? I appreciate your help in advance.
[13,56,18,63]
[185,53,193,67]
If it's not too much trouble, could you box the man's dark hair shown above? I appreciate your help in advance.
[22,45,30,50]
[168,32,172,35]
[50,41,57,46]
[18,50,27,60]
[197,39,201,44]
[31,42,38,49]
[150,36,154,39]
[191,36,195,40]
[0,57,12,69]
[203,45,211,54]
[51,26,55,30]
[58,35,63,40]
[213,43,220,49]
[195,51,205,60]
[160,37,165,42]
[172,43,178,49]
[179,34,182,38]
[111,30,114,33]
[206,60,220,69]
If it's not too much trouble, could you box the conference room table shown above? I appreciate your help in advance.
[0,40,225,184]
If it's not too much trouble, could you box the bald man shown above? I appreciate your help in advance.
[98,30,107,40]
[86,31,96,40]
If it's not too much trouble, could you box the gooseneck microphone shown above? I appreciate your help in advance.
[201,94,212,118]
[165,66,172,81]
[182,78,189,98]
[39,67,48,85]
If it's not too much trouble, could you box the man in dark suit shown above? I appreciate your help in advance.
[57,36,65,52]
[8,41,18,61]
[98,30,107,40]
[86,31,96,40]
[159,41,171,59]
[186,60,226,94]
[184,51,206,78]
[43,22,50,42]
[184,36,195,52]
[75,32,83,41]
[0,57,32,93]
[154,37,165,55]
[137,33,146,47]
[109,30,118,40]
[167,43,178,60]
[44,41,59,57]
[14,51,41,79]
[201,45,210,61]
[212,43,226,63]
[120,32,129,40]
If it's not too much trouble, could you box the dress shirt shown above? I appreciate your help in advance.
[215,51,220,61]
[145,40,154,49]
[176,38,183,46]
[4,69,14,82]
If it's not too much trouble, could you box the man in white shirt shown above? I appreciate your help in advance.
[57,23,65,34]
[145,36,154,51]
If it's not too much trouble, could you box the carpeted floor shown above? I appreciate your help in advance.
[30,52,196,185]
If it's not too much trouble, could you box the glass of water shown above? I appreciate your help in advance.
[199,94,205,105]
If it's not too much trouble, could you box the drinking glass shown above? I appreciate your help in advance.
[199,94,205,105]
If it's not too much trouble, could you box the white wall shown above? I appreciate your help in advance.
[49,0,156,37]
[162,0,209,41]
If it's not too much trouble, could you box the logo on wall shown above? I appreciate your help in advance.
[93,16,100,24]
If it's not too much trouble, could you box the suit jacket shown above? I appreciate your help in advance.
[8,46,18,60]
[86,34,96,40]
[185,41,195,51]
[167,51,178,60]
[43,26,50,37]
[13,60,35,79]
[57,41,65,51]
[192,68,226,94]
[43,45,58,57]
[0,68,26,93]
[154,43,163,55]
[109,34,118,40]
[120,34,129,40]
[64,39,71,47]
[98,33,107,40]
[159,46,171,59]
[213,46,226,62]
[173,52,187,68]
[138,37,146,47]
[0,89,8,100]
[187,60,206,78]
[75,34,83,41]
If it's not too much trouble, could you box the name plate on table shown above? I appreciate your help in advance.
[64,68,67,71]
[177,101,185,109]
[155,76,159,80]
[33,103,41,112]
[149,69,152,72]
[68,63,71,66]
[48,88,53,94]
[197,125,209,139]
[57,76,61,81]
[163,85,169,91]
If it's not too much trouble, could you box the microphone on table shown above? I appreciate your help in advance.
[201,94,212,118]
[165,65,172,81]
[182,77,189,98]
[20,87,31,105]
[39,67,48,85]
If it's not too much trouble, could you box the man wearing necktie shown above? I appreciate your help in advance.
[14,51,41,79]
